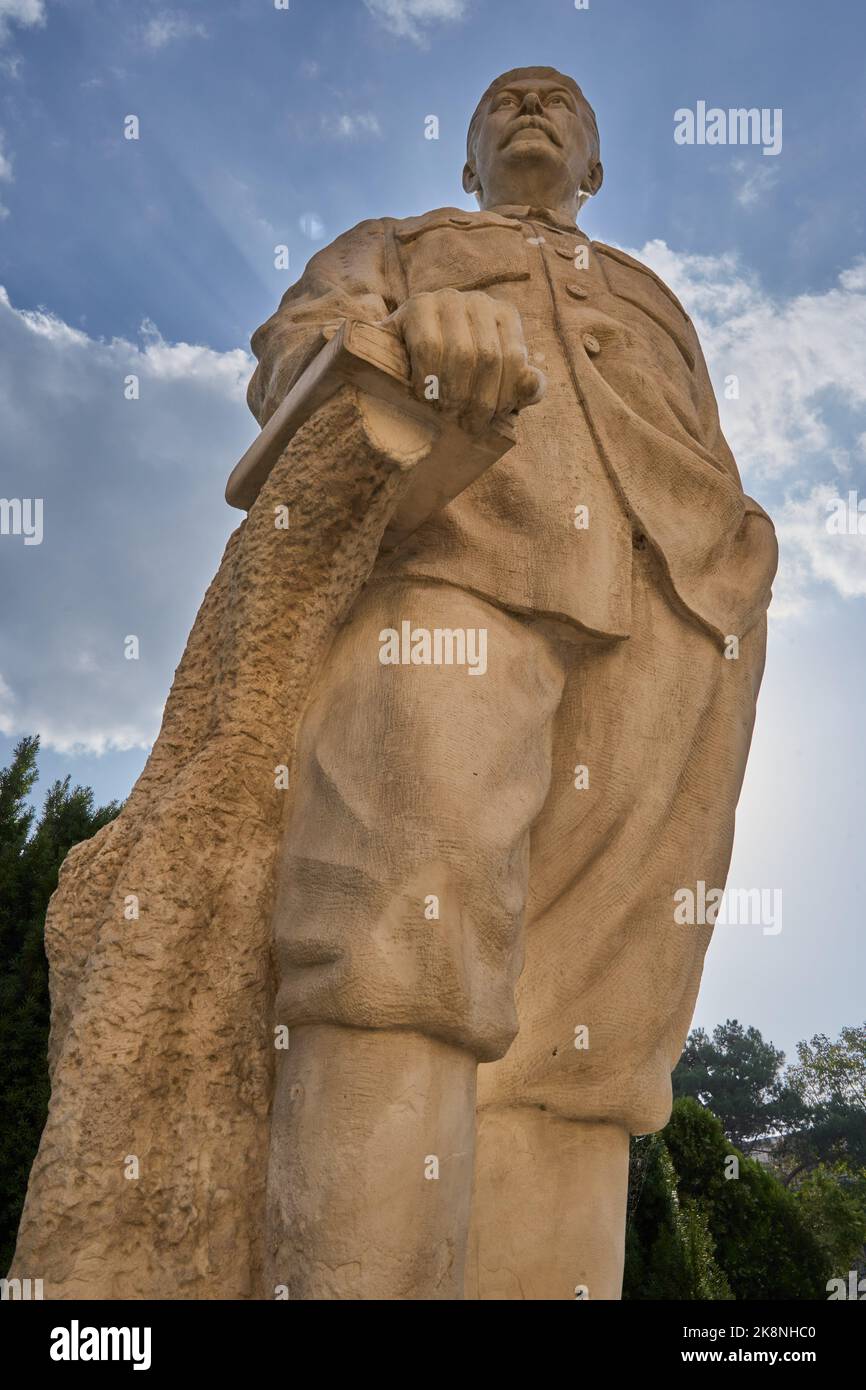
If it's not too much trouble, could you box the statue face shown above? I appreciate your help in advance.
[467,76,600,210]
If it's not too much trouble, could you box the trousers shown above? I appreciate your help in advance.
[270,546,766,1133]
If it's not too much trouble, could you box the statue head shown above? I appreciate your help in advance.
[463,66,603,220]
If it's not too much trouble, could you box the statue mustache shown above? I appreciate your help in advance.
[500,116,563,149]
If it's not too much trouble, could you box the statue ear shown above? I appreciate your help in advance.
[462,162,480,196]
[584,159,604,197]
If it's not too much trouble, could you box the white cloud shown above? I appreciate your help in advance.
[775,485,866,608]
[0,287,253,754]
[629,242,866,616]
[0,133,14,181]
[298,211,324,240]
[321,112,382,140]
[142,11,208,51]
[632,242,866,481]
[363,0,467,43]
[0,130,12,219]
[731,157,780,208]
[0,0,45,45]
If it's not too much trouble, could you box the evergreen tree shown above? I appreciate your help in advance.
[666,1097,830,1299]
[674,1019,805,1150]
[781,1027,866,1180]
[0,737,120,1273]
[625,1098,832,1299]
[793,1165,866,1278]
[624,1128,732,1300]
[0,736,39,964]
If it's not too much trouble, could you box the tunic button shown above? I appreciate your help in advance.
[566,283,589,299]
[582,333,601,355]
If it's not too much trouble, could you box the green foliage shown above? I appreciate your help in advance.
[0,736,120,1274]
[666,1097,831,1300]
[673,1019,805,1150]
[790,1027,866,1109]
[0,735,39,959]
[680,1198,734,1300]
[781,1028,866,1178]
[625,1097,833,1300]
[624,1128,732,1300]
[793,1165,866,1276]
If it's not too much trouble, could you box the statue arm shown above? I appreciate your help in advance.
[247,220,543,442]
[247,218,392,427]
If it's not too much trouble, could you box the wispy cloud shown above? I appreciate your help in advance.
[0,131,12,219]
[732,157,780,208]
[0,132,12,181]
[0,287,251,753]
[0,0,45,46]
[321,111,382,139]
[634,243,866,481]
[632,242,866,616]
[774,483,866,612]
[142,11,208,51]
[363,0,467,44]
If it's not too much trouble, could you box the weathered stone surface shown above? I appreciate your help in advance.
[11,387,433,1298]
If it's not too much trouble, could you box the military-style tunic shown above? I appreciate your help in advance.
[249,204,777,647]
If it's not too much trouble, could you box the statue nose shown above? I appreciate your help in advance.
[521,92,543,113]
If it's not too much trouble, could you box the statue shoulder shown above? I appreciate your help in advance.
[322,207,518,255]
[315,215,392,260]
[390,206,520,243]
[288,216,395,292]
[591,240,693,324]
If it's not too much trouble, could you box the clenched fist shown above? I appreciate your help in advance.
[385,288,545,435]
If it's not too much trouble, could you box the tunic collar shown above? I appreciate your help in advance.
[488,203,582,235]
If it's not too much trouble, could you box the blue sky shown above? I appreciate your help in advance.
[1,0,865,1062]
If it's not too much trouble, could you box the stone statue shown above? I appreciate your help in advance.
[10,67,777,1301]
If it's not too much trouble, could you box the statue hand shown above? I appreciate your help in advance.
[384,289,545,435]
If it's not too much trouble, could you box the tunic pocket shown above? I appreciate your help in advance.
[395,213,531,296]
